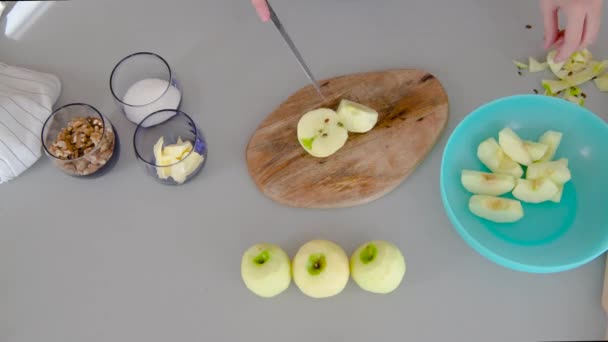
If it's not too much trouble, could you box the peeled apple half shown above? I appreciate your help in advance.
[297,108,348,158]
[336,99,378,133]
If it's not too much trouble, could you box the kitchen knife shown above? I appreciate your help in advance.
[267,1,325,100]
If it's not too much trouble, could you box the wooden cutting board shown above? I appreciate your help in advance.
[246,69,449,208]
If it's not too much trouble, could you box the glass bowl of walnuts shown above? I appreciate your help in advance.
[41,103,119,177]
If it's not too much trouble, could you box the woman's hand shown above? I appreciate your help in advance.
[541,0,603,61]
[252,0,271,22]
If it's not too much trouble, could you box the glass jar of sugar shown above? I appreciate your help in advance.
[110,52,182,127]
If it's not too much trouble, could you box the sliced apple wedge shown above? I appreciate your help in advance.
[524,140,549,162]
[499,127,533,165]
[538,130,563,162]
[469,195,524,223]
[526,160,571,184]
[495,155,524,178]
[477,138,523,178]
[477,138,503,171]
[336,99,378,133]
[512,178,559,203]
[297,108,348,158]
[461,170,515,196]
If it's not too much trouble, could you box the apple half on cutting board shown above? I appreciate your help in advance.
[246,69,449,209]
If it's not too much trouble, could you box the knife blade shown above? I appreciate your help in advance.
[267,1,325,100]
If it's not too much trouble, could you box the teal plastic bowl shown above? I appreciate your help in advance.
[441,95,608,273]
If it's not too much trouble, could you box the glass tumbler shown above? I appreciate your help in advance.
[110,52,182,127]
[41,103,119,177]
[133,110,207,185]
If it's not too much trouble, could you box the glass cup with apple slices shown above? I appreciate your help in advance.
[133,110,207,185]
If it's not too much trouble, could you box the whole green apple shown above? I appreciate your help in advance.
[350,240,406,294]
[292,240,349,298]
[241,243,291,298]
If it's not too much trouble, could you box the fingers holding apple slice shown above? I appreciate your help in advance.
[538,130,563,162]
[292,240,350,299]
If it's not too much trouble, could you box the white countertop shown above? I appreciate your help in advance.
[0,0,607,341]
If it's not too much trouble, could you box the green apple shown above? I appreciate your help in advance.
[297,108,348,158]
[350,241,406,294]
[498,127,532,165]
[336,99,378,133]
[241,243,291,298]
[461,170,515,196]
[512,178,559,203]
[469,195,524,223]
[292,240,349,298]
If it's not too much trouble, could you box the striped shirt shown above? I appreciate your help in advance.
[0,62,61,184]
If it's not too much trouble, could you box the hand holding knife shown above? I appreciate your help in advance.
[251,0,326,100]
